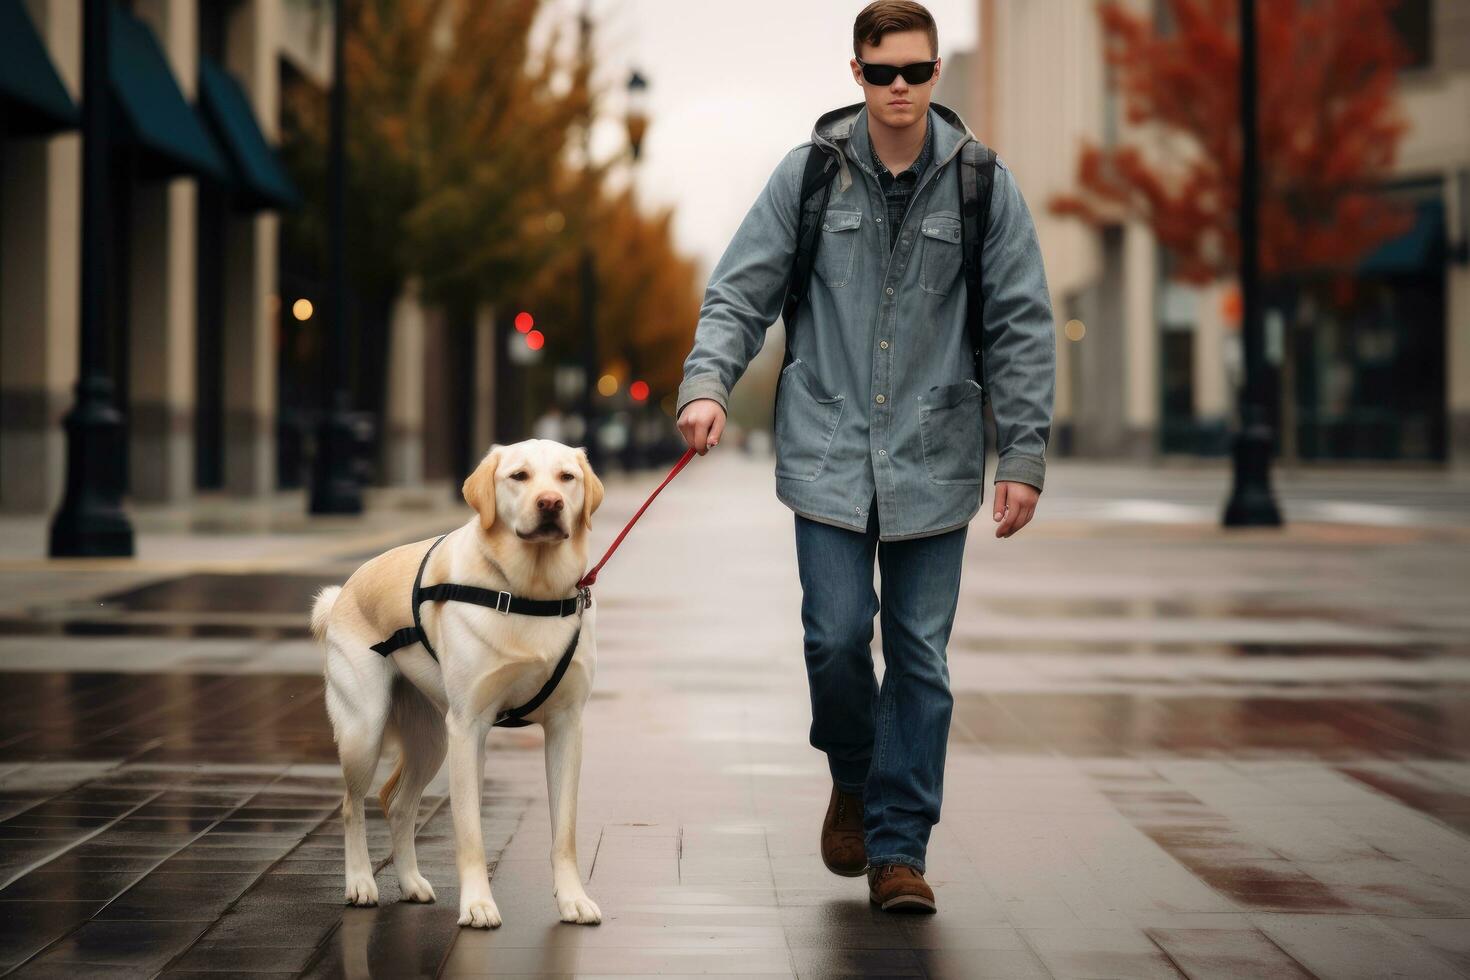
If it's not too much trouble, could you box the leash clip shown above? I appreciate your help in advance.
[494,591,512,615]
[577,585,592,612]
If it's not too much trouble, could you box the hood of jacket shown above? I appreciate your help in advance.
[809,99,976,194]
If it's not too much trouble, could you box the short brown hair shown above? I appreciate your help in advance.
[852,1,939,61]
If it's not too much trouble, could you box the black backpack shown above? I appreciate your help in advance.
[779,138,998,402]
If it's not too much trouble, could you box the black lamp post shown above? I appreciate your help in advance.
[623,68,649,470]
[50,0,135,557]
[309,0,366,514]
[576,1,603,471]
[579,244,601,470]
[575,17,653,473]
[1222,0,1282,527]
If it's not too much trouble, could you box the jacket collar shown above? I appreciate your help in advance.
[811,100,974,194]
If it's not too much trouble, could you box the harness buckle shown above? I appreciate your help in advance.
[494,590,512,615]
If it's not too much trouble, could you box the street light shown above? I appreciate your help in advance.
[626,69,648,161]
[50,0,134,557]
[575,22,654,472]
[1222,0,1282,527]
[623,67,650,468]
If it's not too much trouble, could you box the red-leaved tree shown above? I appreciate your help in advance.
[1050,0,1414,284]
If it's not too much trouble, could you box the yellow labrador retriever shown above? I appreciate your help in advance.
[309,439,604,928]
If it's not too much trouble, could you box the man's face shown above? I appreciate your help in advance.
[851,29,939,131]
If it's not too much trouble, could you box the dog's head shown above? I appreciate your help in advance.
[461,439,604,543]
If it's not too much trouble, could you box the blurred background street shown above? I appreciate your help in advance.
[3,0,1470,975]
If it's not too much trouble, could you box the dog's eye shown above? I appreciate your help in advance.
[510,471,528,481]
[560,472,575,481]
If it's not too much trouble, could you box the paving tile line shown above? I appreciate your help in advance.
[956,765,1335,980]
[165,790,451,978]
[1088,762,1470,978]
[1,765,303,975]
[129,774,541,978]
[0,785,166,894]
[762,819,807,979]
[422,785,541,980]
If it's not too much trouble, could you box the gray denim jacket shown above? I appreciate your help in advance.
[676,101,1056,541]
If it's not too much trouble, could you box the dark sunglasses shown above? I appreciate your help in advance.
[855,57,938,86]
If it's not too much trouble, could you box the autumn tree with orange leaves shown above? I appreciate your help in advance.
[1050,0,1414,285]
[279,0,705,465]
[516,183,704,412]
[282,0,605,312]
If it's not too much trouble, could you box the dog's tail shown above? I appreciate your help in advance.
[378,758,405,815]
[309,586,343,643]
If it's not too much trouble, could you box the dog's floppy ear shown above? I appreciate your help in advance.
[576,446,604,531]
[462,444,504,532]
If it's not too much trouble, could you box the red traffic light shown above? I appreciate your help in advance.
[630,380,649,402]
[526,329,545,350]
[514,311,534,333]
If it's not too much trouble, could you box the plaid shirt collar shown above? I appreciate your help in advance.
[867,112,933,187]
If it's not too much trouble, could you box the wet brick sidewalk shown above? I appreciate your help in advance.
[0,454,1468,977]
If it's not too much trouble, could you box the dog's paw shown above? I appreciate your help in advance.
[345,874,379,907]
[557,892,602,924]
[458,898,502,928]
[399,871,436,903]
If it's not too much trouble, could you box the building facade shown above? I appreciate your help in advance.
[2,0,292,513]
[942,0,1470,466]
[0,0,504,519]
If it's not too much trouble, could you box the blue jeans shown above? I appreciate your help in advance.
[793,495,967,874]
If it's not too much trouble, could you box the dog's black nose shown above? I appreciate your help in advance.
[536,494,564,513]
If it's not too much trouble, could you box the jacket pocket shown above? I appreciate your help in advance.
[774,358,845,482]
[918,211,963,296]
[919,379,984,484]
[815,208,862,288]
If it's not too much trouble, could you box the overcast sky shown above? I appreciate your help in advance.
[534,0,979,280]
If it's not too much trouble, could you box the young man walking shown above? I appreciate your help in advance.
[675,0,1055,913]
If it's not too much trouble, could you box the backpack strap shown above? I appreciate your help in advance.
[958,139,998,401]
[780,145,838,375]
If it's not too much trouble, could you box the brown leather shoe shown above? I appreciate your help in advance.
[867,863,936,913]
[820,784,867,876]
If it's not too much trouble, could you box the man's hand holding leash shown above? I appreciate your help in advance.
[678,398,726,455]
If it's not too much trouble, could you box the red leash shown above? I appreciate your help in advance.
[576,446,697,590]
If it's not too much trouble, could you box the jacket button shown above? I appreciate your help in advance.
[879,340,888,349]
[885,287,894,295]
[878,449,887,456]
[875,394,885,404]
[875,216,882,222]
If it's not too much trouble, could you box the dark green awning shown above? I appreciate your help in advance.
[198,57,301,210]
[1360,198,1445,275]
[109,2,228,181]
[0,0,79,136]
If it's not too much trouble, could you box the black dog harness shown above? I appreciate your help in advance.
[370,533,592,729]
